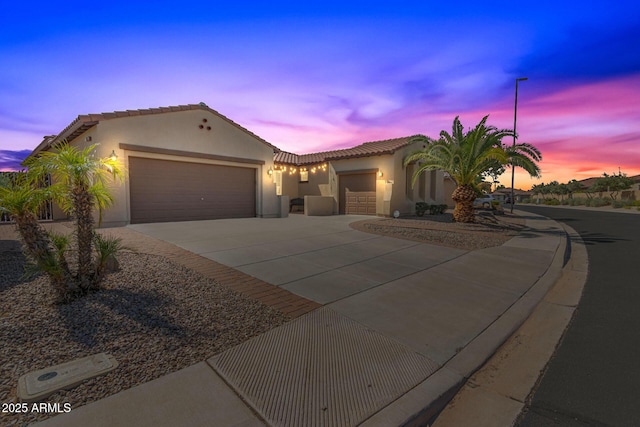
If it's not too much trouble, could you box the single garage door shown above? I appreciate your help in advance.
[129,157,256,224]
[339,172,376,215]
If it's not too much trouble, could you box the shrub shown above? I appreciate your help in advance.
[574,198,586,206]
[544,198,560,205]
[415,202,429,216]
[560,199,570,205]
[521,198,531,204]
[429,204,448,215]
[590,198,610,207]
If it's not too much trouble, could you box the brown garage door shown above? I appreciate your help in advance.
[129,157,256,224]
[339,173,376,215]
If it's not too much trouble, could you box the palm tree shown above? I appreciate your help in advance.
[0,175,75,298]
[26,142,124,290]
[404,115,541,223]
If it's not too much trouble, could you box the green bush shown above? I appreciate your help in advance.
[544,198,560,205]
[415,202,429,216]
[560,199,570,205]
[585,197,610,207]
[574,198,586,206]
[521,198,531,204]
[429,204,448,215]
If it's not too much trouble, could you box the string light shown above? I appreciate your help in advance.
[275,163,328,176]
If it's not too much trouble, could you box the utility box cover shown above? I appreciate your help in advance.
[17,353,118,403]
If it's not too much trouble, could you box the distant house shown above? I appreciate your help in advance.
[26,103,448,225]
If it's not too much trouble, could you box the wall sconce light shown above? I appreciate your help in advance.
[377,170,383,178]
[268,167,273,176]
[109,150,118,161]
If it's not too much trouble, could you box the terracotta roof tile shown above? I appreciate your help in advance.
[275,136,416,165]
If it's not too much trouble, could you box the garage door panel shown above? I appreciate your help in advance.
[129,157,256,224]
[339,173,376,215]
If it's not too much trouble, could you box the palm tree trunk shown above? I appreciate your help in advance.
[14,213,53,264]
[73,186,96,289]
[14,214,78,301]
[451,185,477,223]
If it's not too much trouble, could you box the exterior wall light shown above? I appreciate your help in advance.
[109,150,118,161]
[268,167,273,176]
[378,170,383,178]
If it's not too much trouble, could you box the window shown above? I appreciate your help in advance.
[300,169,309,182]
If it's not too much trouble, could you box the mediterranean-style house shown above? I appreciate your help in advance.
[26,103,449,226]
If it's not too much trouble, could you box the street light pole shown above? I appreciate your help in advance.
[511,77,528,213]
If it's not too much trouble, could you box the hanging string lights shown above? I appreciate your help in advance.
[274,163,327,176]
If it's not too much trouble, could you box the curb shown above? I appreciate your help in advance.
[429,219,588,426]
[360,211,572,427]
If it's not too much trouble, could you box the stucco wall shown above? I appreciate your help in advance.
[286,147,447,217]
[60,109,277,226]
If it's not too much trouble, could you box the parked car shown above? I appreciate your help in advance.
[473,194,495,208]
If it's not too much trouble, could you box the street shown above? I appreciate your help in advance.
[516,206,640,426]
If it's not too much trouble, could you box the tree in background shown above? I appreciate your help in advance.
[591,172,634,200]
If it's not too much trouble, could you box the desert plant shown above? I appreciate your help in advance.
[415,202,429,216]
[93,233,129,281]
[25,142,124,292]
[6,142,126,301]
[404,116,541,223]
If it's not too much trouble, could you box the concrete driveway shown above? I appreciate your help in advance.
[129,214,467,304]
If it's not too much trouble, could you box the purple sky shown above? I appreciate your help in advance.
[1,1,639,188]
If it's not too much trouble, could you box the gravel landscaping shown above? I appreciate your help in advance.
[350,210,526,250]
[0,239,288,426]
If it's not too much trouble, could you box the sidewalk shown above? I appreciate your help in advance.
[34,211,567,427]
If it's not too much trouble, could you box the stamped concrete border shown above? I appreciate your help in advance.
[0,222,321,318]
[102,226,323,318]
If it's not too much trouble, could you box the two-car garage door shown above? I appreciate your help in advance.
[129,157,256,224]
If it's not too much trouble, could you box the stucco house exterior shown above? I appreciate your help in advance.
[274,137,447,217]
[27,103,449,225]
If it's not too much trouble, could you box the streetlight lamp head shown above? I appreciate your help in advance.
[517,77,528,82]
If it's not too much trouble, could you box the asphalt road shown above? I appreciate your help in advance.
[515,206,640,427]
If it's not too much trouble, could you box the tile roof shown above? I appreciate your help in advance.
[30,103,427,167]
[274,136,417,165]
[30,103,278,158]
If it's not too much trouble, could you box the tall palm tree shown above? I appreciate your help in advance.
[404,115,541,223]
[26,142,124,289]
